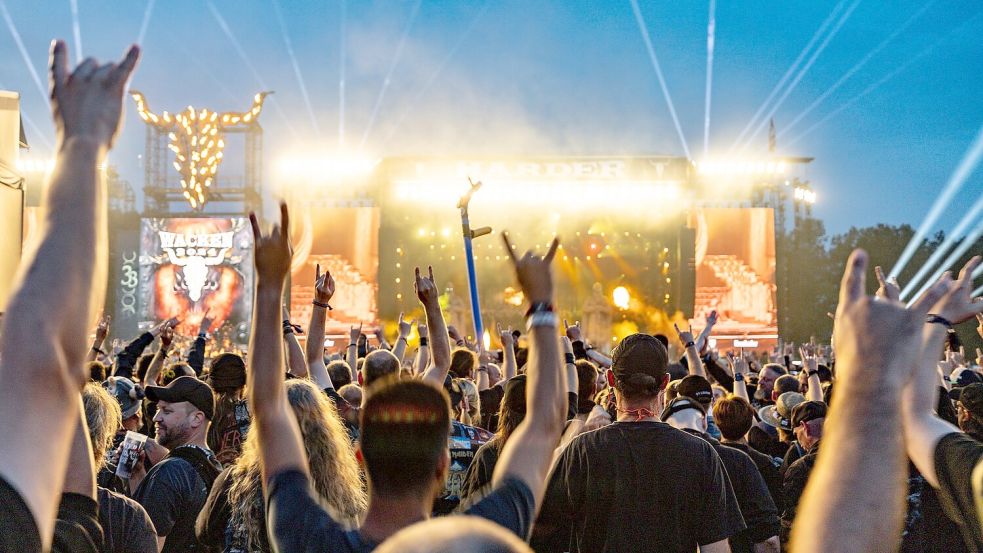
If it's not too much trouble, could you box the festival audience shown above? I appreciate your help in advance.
[1,36,983,553]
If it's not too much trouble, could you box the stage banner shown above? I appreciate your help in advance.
[689,208,777,348]
[139,218,253,341]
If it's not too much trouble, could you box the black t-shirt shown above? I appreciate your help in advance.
[478,385,505,431]
[683,430,779,553]
[533,421,746,553]
[722,441,784,510]
[133,447,221,552]
[934,432,983,552]
[53,493,104,553]
[780,441,806,477]
[747,424,790,459]
[780,446,819,547]
[0,474,42,553]
[461,437,502,501]
[98,486,158,553]
[265,469,535,553]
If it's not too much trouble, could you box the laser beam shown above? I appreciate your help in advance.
[890,123,983,280]
[206,1,299,139]
[358,0,422,152]
[629,0,690,159]
[728,0,847,154]
[780,0,937,139]
[137,0,155,45]
[68,0,82,63]
[907,217,983,306]
[272,0,319,136]
[0,0,49,104]
[703,0,716,157]
[737,0,861,154]
[900,193,983,300]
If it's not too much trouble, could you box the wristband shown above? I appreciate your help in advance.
[312,300,333,310]
[419,337,429,347]
[348,342,357,348]
[477,366,488,372]
[684,341,695,349]
[525,301,554,317]
[526,311,559,330]
[734,372,745,382]
[808,370,819,377]
[564,352,575,365]
[926,314,953,329]
[943,376,951,382]
[91,347,106,356]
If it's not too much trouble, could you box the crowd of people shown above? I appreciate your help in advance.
[1,39,982,553]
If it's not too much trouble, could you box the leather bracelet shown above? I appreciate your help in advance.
[564,352,575,365]
[734,372,745,382]
[926,314,953,329]
[684,341,695,349]
[312,300,332,310]
[808,370,819,377]
[92,346,106,356]
[525,301,554,317]
[419,337,429,347]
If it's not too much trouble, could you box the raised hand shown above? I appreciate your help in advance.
[874,266,901,302]
[674,323,695,347]
[799,346,818,374]
[95,314,111,343]
[502,233,559,304]
[397,313,413,340]
[834,250,950,385]
[199,310,214,335]
[564,319,583,343]
[250,202,292,283]
[151,317,179,337]
[417,322,429,339]
[314,263,335,304]
[49,40,140,149]
[160,325,174,348]
[447,325,464,344]
[349,322,362,344]
[497,323,513,349]
[928,256,983,326]
[414,266,439,307]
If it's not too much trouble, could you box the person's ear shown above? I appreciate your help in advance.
[606,369,616,388]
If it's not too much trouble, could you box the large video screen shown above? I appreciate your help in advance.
[139,218,253,341]
[689,208,777,345]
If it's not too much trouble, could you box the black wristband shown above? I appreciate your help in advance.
[525,301,554,317]
[734,372,745,382]
[565,352,575,365]
[684,341,695,349]
[419,337,429,347]
[808,370,819,377]
[312,300,332,310]
[926,314,953,329]
[92,346,106,356]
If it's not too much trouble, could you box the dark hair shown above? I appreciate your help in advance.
[161,362,193,386]
[774,374,800,396]
[576,360,598,404]
[136,353,154,383]
[449,348,477,380]
[363,350,400,387]
[207,390,245,459]
[360,377,451,497]
[327,360,353,389]
[936,386,958,426]
[515,348,529,372]
[88,361,107,382]
[611,334,668,400]
[712,395,755,440]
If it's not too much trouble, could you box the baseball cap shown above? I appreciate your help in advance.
[956,383,983,419]
[103,376,145,419]
[791,401,827,428]
[660,396,707,422]
[677,375,713,406]
[146,376,215,420]
[759,391,806,431]
[208,353,246,392]
[611,334,668,388]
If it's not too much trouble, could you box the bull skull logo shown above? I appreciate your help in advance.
[130,90,271,210]
[159,231,234,302]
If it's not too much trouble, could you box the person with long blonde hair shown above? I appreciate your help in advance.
[196,379,367,552]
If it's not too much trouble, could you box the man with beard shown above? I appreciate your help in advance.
[130,376,221,552]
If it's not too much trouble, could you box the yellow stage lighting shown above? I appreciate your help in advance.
[613,286,630,310]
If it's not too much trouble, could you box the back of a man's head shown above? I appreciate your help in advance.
[713,395,755,441]
[360,376,451,497]
[375,515,532,553]
[774,374,801,397]
[338,383,362,407]
[327,360,354,389]
[575,360,598,400]
[363,350,401,387]
[450,348,477,380]
[610,333,669,400]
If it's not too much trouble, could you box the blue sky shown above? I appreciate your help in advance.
[1,0,981,235]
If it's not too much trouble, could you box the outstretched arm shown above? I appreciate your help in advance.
[305,264,335,390]
[675,323,706,378]
[281,307,308,378]
[247,204,309,487]
[790,250,951,553]
[498,323,516,382]
[0,41,139,550]
[800,347,824,403]
[143,326,172,387]
[419,267,451,385]
[492,236,565,511]
[902,258,983,489]
[85,315,111,364]
[391,313,412,363]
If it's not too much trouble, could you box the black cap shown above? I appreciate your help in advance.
[677,375,713,406]
[146,376,215,420]
[956,383,983,419]
[791,400,827,428]
[949,369,983,397]
[660,396,706,422]
[611,334,668,382]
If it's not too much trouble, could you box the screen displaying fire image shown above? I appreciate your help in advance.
[689,208,777,343]
[139,218,253,338]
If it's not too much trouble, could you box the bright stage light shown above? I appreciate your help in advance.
[482,330,491,351]
[613,286,631,310]
[276,155,379,180]
[793,187,817,204]
[697,159,787,176]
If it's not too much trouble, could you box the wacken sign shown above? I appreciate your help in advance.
[159,230,234,302]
